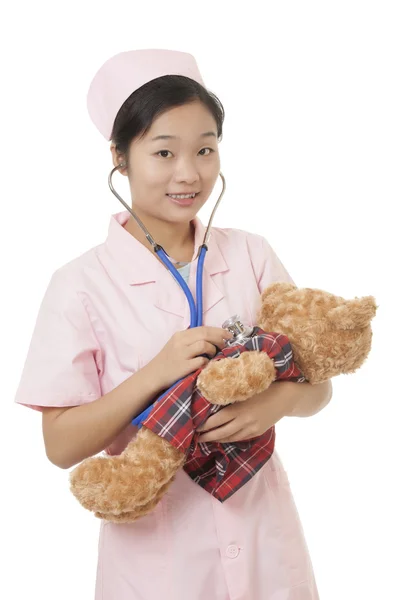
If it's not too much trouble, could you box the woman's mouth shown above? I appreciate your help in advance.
[166,192,200,207]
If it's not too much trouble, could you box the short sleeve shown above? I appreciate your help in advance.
[14,269,102,412]
[247,233,296,294]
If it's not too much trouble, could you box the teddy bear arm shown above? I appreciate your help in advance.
[197,350,277,406]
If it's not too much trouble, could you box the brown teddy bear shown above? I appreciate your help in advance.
[70,282,377,522]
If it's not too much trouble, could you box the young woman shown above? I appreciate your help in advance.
[15,49,332,600]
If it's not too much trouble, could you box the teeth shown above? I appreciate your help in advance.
[168,193,196,199]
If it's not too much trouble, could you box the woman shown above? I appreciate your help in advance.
[14,49,332,599]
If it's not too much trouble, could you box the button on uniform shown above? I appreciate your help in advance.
[226,544,240,559]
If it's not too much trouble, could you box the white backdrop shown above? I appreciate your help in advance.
[2,1,399,599]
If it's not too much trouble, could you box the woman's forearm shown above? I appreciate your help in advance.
[42,363,163,469]
[283,379,333,418]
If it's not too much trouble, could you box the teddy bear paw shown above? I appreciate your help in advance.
[197,351,276,405]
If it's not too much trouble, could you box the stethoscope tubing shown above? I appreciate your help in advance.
[107,166,226,427]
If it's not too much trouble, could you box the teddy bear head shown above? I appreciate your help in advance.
[257,282,377,384]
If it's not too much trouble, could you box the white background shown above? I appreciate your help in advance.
[2,1,399,599]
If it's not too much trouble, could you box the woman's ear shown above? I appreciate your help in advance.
[110,144,128,176]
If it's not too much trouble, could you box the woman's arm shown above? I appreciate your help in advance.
[42,362,163,470]
[283,379,333,418]
[197,379,333,443]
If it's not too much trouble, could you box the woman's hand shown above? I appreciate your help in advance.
[197,382,295,443]
[147,326,233,391]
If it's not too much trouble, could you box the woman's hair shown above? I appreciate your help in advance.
[111,75,225,159]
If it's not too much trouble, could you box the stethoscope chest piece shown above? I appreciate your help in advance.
[222,315,255,347]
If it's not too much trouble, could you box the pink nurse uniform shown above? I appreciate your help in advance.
[14,210,319,600]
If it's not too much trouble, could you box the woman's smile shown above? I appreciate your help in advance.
[166,192,200,207]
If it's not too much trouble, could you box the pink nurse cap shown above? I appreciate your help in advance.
[87,49,205,141]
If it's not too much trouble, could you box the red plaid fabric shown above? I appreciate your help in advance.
[143,328,306,502]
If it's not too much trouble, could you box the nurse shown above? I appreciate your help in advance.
[14,49,332,599]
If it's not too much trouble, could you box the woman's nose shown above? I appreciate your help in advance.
[173,161,200,184]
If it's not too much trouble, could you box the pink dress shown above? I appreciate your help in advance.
[14,210,319,599]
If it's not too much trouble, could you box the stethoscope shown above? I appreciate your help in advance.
[108,163,226,427]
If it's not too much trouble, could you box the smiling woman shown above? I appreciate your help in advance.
[14,48,322,600]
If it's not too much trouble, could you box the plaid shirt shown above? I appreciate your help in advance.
[143,328,306,502]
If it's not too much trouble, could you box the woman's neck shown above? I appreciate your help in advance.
[123,211,195,264]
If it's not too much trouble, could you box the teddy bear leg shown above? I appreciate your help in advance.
[94,479,173,523]
[197,350,276,406]
[70,428,186,516]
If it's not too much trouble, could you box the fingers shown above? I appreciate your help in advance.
[183,326,233,365]
[186,339,219,360]
[212,428,255,444]
[198,419,239,443]
[183,326,233,350]
[188,355,211,372]
[199,425,257,444]
[197,408,234,432]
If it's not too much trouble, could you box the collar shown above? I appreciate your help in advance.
[104,210,229,286]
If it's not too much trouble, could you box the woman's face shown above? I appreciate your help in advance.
[111,100,221,225]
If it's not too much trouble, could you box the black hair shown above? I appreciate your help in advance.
[111,75,225,160]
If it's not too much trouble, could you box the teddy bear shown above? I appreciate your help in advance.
[69,282,377,523]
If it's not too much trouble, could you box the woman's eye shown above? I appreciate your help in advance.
[199,148,214,156]
[156,148,215,158]
[157,150,172,158]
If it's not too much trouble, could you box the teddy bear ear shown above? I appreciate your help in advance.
[261,282,297,302]
[326,296,378,330]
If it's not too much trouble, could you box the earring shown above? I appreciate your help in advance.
[119,162,126,169]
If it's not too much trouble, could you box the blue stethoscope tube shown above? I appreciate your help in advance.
[107,165,226,428]
[131,243,207,427]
